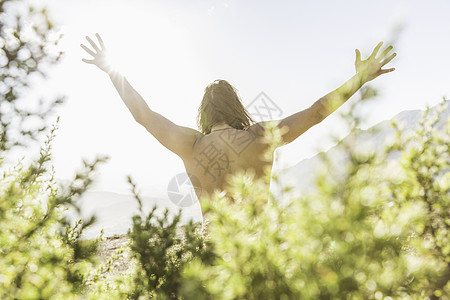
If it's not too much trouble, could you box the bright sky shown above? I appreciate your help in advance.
[22,0,450,197]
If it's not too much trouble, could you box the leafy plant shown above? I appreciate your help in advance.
[0,1,106,298]
[178,99,449,299]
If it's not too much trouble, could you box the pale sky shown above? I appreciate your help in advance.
[19,0,450,198]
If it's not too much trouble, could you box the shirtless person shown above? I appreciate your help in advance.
[81,34,396,205]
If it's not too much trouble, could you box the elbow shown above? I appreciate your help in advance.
[313,110,326,125]
[134,114,146,126]
[310,102,326,124]
[133,109,150,125]
[134,107,155,126]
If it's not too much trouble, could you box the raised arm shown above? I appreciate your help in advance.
[81,34,201,158]
[257,41,396,146]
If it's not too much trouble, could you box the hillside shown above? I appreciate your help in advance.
[274,101,449,200]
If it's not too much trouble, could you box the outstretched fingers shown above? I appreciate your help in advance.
[86,36,101,53]
[81,58,95,64]
[95,33,105,51]
[379,67,395,75]
[370,41,383,59]
[80,43,96,57]
[379,45,393,60]
[355,49,361,63]
[381,52,397,66]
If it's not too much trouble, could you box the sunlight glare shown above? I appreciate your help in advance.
[96,3,190,78]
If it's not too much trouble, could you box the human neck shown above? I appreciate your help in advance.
[210,123,234,132]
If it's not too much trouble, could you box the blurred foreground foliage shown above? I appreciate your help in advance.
[0,122,107,298]
[1,0,449,299]
[89,99,448,300]
[1,0,106,298]
[0,0,63,152]
[176,99,449,299]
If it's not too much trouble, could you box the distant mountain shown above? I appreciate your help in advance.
[274,101,449,201]
[64,190,203,240]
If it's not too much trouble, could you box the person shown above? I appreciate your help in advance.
[81,33,396,207]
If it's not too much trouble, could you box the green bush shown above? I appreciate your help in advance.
[0,1,106,298]
[178,100,449,299]
[1,0,448,298]
[91,177,214,299]
[0,123,107,299]
[93,100,448,299]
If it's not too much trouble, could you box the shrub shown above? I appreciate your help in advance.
[0,1,106,298]
[178,99,449,299]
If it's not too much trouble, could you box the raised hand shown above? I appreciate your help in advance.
[355,42,396,83]
[80,33,111,73]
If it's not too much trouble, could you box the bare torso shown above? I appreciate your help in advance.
[182,126,273,201]
[81,34,397,213]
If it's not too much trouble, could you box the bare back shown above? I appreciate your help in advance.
[182,126,273,200]
[81,34,397,211]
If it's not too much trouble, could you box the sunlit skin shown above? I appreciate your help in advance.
[81,34,396,208]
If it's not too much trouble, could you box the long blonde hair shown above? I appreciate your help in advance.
[197,80,255,134]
